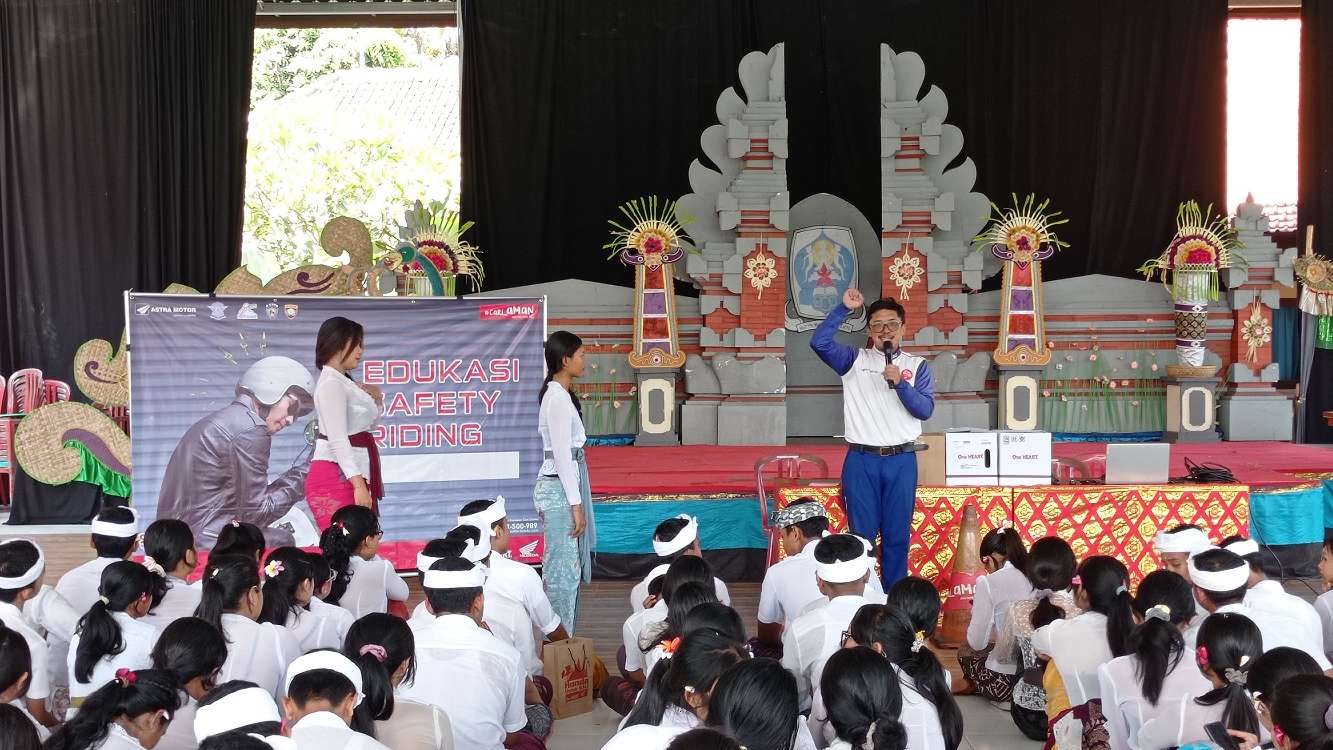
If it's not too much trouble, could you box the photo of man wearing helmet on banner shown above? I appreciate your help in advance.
[156,355,316,547]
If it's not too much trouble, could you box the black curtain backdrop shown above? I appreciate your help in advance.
[1299,0,1333,443]
[0,0,255,385]
[462,0,1227,292]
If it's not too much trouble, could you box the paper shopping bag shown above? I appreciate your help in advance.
[542,636,594,719]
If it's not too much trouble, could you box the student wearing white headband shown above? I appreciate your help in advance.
[400,557,533,750]
[459,497,570,644]
[193,680,284,745]
[780,533,886,710]
[56,506,139,618]
[1221,534,1328,661]
[280,651,390,750]
[1189,548,1331,669]
[0,539,59,729]
[629,515,730,615]
[1152,524,1214,581]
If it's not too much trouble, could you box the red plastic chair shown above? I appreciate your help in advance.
[755,454,842,566]
[1,369,44,506]
[0,374,7,505]
[43,380,71,404]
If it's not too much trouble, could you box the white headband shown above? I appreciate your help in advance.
[417,551,444,573]
[0,540,44,589]
[451,525,492,563]
[641,563,671,590]
[422,563,488,590]
[91,508,139,538]
[653,515,699,557]
[1154,527,1213,556]
[193,686,281,741]
[817,556,871,584]
[284,651,364,707]
[1188,557,1252,592]
[1222,538,1260,557]
[458,496,507,538]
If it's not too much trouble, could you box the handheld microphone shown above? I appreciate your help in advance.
[882,340,898,363]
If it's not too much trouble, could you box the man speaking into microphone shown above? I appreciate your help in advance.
[810,287,934,585]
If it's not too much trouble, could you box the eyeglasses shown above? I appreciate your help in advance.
[868,320,903,332]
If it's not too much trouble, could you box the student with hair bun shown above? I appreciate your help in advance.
[344,612,452,750]
[69,561,160,705]
[819,647,909,750]
[959,526,1032,702]
[141,518,203,629]
[1098,570,1210,750]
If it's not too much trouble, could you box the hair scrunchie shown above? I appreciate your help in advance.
[359,644,388,663]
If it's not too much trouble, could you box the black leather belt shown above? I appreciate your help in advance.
[849,442,920,456]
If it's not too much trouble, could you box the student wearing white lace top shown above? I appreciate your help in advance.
[307,316,385,527]
[959,527,1032,703]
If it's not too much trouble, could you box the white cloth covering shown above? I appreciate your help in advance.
[758,541,884,630]
[1098,649,1212,750]
[1243,579,1327,662]
[289,710,391,750]
[9,699,49,741]
[375,697,454,750]
[216,613,303,699]
[153,696,197,750]
[311,366,380,482]
[1133,693,1269,750]
[286,606,343,652]
[68,612,159,700]
[338,556,409,620]
[410,592,540,676]
[538,381,587,506]
[94,723,154,749]
[1032,611,1113,708]
[54,557,118,618]
[141,577,202,630]
[782,593,887,710]
[487,552,562,636]
[398,614,527,750]
[964,562,1033,673]
[1204,602,1331,670]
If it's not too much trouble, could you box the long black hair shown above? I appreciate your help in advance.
[257,547,314,626]
[212,521,265,562]
[1194,612,1263,737]
[151,617,227,698]
[661,555,714,597]
[849,604,963,750]
[1025,537,1076,630]
[0,703,40,750]
[821,647,909,750]
[1272,674,1333,750]
[979,526,1027,573]
[886,576,942,638]
[666,728,743,750]
[319,505,380,606]
[74,560,155,684]
[196,680,282,738]
[624,629,747,729]
[1077,556,1134,658]
[194,554,261,636]
[681,602,747,646]
[144,518,196,574]
[0,626,32,699]
[316,316,365,371]
[1249,647,1321,710]
[539,330,583,414]
[705,658,799,750]
[1127,569,1196,705]
[641,580,719,654]
[44,668,180,750]
[345,613,417,739]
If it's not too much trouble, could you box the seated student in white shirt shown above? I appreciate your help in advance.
[151,616,228,750]
[1189,548,1332,669]
[44,668,180,750]
[194,555,302,699]
[0,703,40,749]
[57,507,140,617]
[1154,524,1215,621]
[281,651,391,750]
[257,548,340,652]
[345,612,453,750]
[304,553,355,644]
[1222,535,1328,657]
[1033,556,1135,750]
[1136,612,1263,750]
[781,533,883,711]
[69,561,161,705]
[318,505,409,620]
[459,496,571,643]
[885,576,951,684]
[1243,647,1322,748]
[818,647,910,750]
[141,519,203,631]
[1316,540,1333,664]
[838,604,962,750]
[637,582,719,679]
[0,624,49,741]
[192,680,284,745]
[398,557,533,750]
[1269,673,1333,749]
[959,526,1032,703]
[0,539,59,729]
[1098,570,1210,750]
[211,521,266,565]
[704,658,813,750]
[630,515,730,614]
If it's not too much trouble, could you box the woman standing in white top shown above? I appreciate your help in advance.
[319,506,408,619]
[193,555,302,699]
[535,331,595,633]
[141,519,202,630]
[307,316,384,527]
[960,527,1032,702]
[1097,570,1208,750]
[69,562,161,705]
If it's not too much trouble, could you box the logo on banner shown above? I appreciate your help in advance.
[136,303,198,317]
[480,303,539,321]
[208,302,228,321]
[284,304,299,319]
[237,303,259,320]
[135,304,152,316]
[266,303,280,320]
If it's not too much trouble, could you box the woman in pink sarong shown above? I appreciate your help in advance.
[305,316,385,528]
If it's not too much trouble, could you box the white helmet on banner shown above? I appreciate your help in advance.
[237,356,315,417]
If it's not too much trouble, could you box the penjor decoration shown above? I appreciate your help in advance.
[605,196,693,368]
[1138,200,1243,373]
[1294,226,1333,317]
[388,199,485,297]
[973,194,1069,366]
